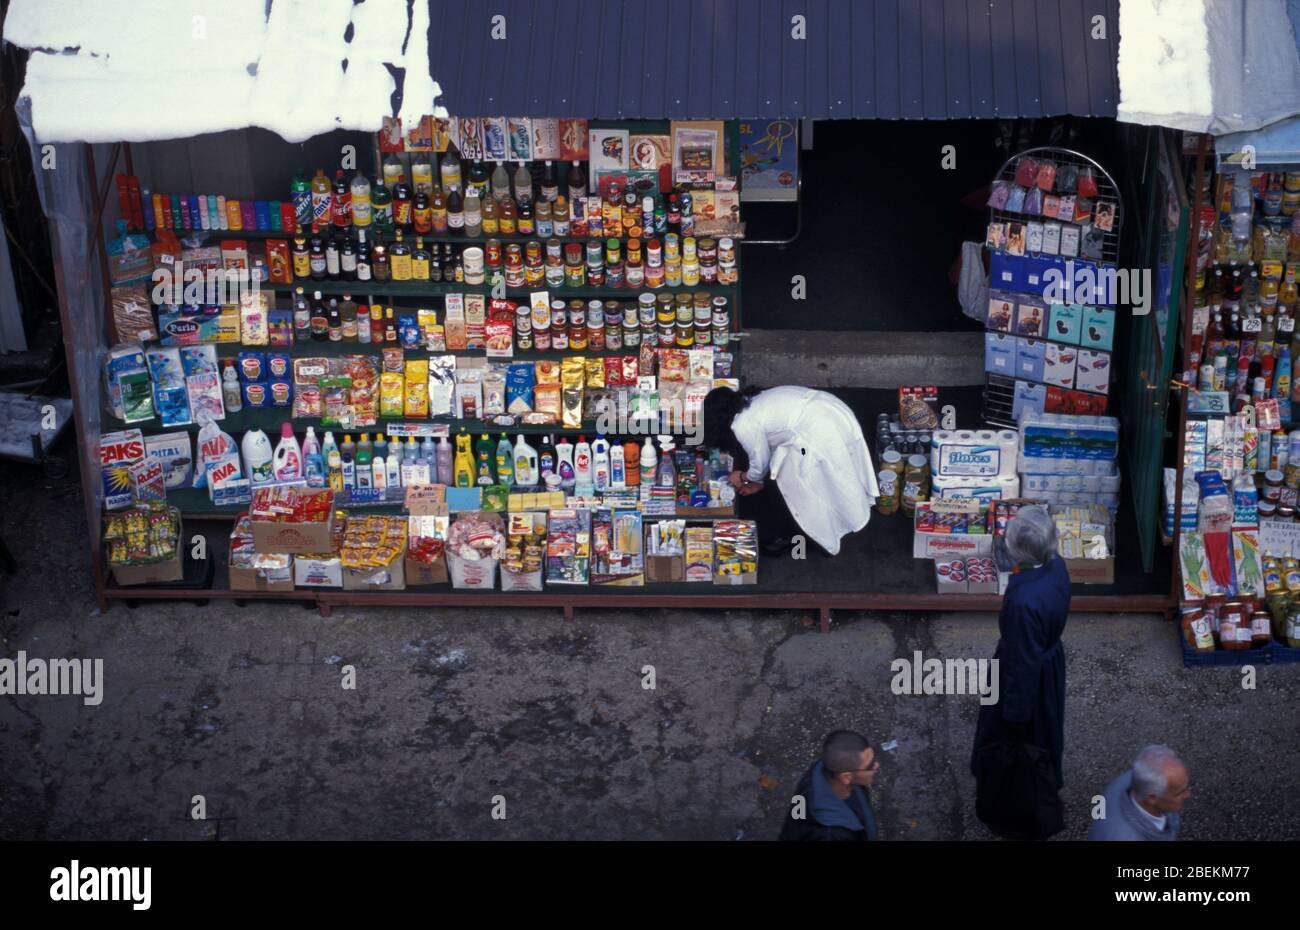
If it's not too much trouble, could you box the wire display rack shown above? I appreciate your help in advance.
[982,147,1124,426]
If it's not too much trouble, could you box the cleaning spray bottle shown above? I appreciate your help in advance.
[556,434,576,490]
[574,434,592,487]
[591,434,610,490]
[655,436,676,488]
[453,429,474,487]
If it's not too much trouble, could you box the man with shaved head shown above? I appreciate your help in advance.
[779,730,881,841]
[1088,745,1190,841]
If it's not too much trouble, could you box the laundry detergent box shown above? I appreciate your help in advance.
[1080,306,1116,351]
[100,429,146,510]
[1015,338,1046,382]
[144,431,193,489]
[1042,342,1077,389]
[1047,303,1082,344]
[984,332,1015,376]
[1075,348,1112,394]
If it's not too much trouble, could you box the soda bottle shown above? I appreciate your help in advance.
[310,168,331,228]
[331,170,352,226]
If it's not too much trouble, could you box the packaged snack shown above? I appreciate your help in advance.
[899,385,939,430]
[428,355,457,417]
[507,363,536,414]
[237,351,267,382]
[292,357,328,418]
[585,357,606,388]
[111,284,156,343]
[456,368,484,420]
[399,312,422,348]
[622,354,640,384]
[659,349,689,382]
[320,376,353,427]
[535,384,561,419]
[561,357,586,428]
[482,368,507,417]
[381,347,404,373]
[381,371,405,417]
[535,359,561,385]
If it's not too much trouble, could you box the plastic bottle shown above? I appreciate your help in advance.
[322,431,339,462]
[310,168,331,228]
[475,433,495,486]
[437,436,454,485]
[491,161,511,202]
[327,449,343,493]
[591,434,610,490]
[351,172,372,227]
[640,438,657,488]
[453,431,475,487]
[574,435,592,487]
[539,435,556,478]
[355,432,373,488]
[341,451,356,491]
[373,432,389,465]
[372,455,387,492]
[302,426,324,487]
[440,146,463,193]
[514,434,539,487]
[514,162,533,206]
[610,440,626,489]
[556,435,576,490]
[655,437,677,489]
[496,433,514,487]
[623,440,640,487]
[242,428,274,484]
[386,451,401,489]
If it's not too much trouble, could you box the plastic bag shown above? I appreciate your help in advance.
[193,412,238,488]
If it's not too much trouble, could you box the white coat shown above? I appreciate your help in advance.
[731,386,879,555]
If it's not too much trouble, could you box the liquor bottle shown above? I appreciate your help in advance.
[464,189,482,238]
[351,171,372,227]
[481,196,499,235]
[431,186,448,234]
[370,303,382,342]
[327,298,342,341]
[411,155,434,196]
[340,233,357,279]
[292,226,310,279]
[371,236,390,282]
[355,229,372,281]
[393,182,412,230]
[517,200,534,237]
[430,245,443,282]
[331,170,352,227]
[310,290,329,341]
[339,292,358,341]
[412,237,431,280]
[292,286,310,336]
[514,161,533,207]
[467,160,490,201]
[413,191,432,234]
[440,145,463,193]
[390,230,412,281]
[499,197,517,236]
[567,160,587,202]
[309,224,327,281]
[540,160,559,201]
[491,161,511,202]
[383,152,406,187]
[447,186,465,234]
[324,227,341,280]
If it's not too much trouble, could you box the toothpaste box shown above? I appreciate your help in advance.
[1080,306,1116,351]
[985,332,1015,376]
[1043,342,1078,389]
[100,429,146,510]
[1015,338,1046,382]
[1075,348,1111,394]
[145,431,193,489]
[1047,303,1082,344]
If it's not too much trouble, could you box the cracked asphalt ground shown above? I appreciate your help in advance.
[2,463,1299,840]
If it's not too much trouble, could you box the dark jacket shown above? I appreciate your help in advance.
[779,761,879,841]
[971,555,1071,789]
[1087,771,1181,841]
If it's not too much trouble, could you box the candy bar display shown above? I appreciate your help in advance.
[713,519,757,584]
[104,504,179,566]
[340,515,406,572]
[983,149,1122,424]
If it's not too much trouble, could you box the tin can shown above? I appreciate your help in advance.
[586,265,605,287]
[645,263,665,288]
[486,239,503,265]
[664,234,680,261]
[607,262,625,288]
[545,264,566,288]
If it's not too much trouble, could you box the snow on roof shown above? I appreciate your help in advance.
[5,0,446,144]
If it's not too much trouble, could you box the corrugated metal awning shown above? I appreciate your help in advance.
[429,0,1120,120]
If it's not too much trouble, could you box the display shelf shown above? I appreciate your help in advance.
[193,338,731,362]
[156,226,743,246]
[263,279,737,299]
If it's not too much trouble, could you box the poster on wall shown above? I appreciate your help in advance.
[738,119,798,201]
[671,121,724,185]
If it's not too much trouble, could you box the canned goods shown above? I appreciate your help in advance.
[545,264,566,288]
[586,240,603,267]
[586,265,605,287]
[718,237,736,262]
[607,262,625,288]
[485,239,503,264]
[645,263,665,288]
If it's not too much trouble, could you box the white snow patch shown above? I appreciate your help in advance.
[1116,0,1214,130]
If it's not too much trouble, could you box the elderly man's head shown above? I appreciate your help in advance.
[1131,745,1191,815]
[1005,505,1058,566]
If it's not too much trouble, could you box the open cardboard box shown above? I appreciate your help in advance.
[252,508,335,555]
[404,485,449,586]
[913,499,992,559]
[112,552,183,586]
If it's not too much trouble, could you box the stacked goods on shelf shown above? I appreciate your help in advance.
[1016,413,1121,514]
[982,149,1122,425]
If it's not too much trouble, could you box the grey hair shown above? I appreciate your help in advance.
[1005,504,1058,565]
[1131,745,1183,798]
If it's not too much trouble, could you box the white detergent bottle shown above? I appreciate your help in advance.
[243,428,275,484]
[640,437,657,487]
[591,434,610,490]
[372,455,387,492]
[514,434,539,487]
[610,440,626,489]
[574,434,592,488]
[387,452,401,489]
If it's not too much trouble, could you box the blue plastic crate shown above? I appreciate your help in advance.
[1178,624,1272,667]
[1269,642,1300,664]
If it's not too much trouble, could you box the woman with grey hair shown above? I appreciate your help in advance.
[971,505,1072,806]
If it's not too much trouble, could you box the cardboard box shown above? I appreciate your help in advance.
[448,552,499,589]
[646,555,685,582]
[112,552,183,586]
[1063,557,1115,585]
[229,562,295,593]
[342,550,406,591]
[935,559,967,594]
[294,556,342,588]
[406,555,449,586]
[405,486,450,585]
[912,500,993,559]
[251,509,335,555]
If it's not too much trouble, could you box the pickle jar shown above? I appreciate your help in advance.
[876,450,904,515]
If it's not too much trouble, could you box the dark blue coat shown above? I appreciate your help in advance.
[971,555,1071,789]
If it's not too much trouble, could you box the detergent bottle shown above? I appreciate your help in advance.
[556,435,576,490]
[437,435,454,485]
[591,434,610,490]
[574,435,592,487]
[609,439,626,489]
[242,428,274,484]
[655,436,676,488]
[623,440,640,487]
[453,430,475,487]
[514,434,539,487]
[301,426,323,486]
[475,433,495,485]
[639,437,657,487]
[496,433,514,487]
[272,422,303,481]
[538,435,556,479]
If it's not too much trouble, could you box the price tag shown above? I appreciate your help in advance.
[1242,316,1262,333]
[1280,316,1295,333]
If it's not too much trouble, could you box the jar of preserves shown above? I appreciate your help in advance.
[1287,605,1300,647]
[1205,593,1226,638]
[1181,608,1215,652]
[515,304,533,350]
[1265,469,1284,500]
[900,454,930,517]
[876,450,904,515]
[718,259,739,285]
[1250,609,1273,647]
[1218,602,1252,650]
[664,260,683,288]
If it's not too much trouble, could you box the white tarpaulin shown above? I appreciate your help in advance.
[4,0,446,144]
[1118,0,1300,136]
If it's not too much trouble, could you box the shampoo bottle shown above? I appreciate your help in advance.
[272,422,303,481]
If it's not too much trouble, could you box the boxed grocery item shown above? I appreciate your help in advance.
[228,516,294,592]
[912,499,992,559]
[591,509,644,586]
[405,485,450,586]
[501,511,547,591]
[645,520,685,582]
[1052,503,1115,585]
[294,555,343,588]
[935,558,967,594]
[249,487,336,554]
[545,508,592,585]
[104,504,182,586]
[685,526,714,582]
